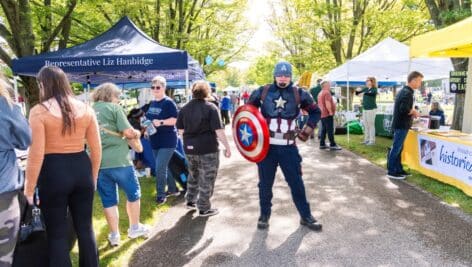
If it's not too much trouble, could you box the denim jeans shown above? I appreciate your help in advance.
[320,116,337,147]
[387,129,409,174]
[97,166,141,208]
[257,145,312,219]
[152,148,177,199]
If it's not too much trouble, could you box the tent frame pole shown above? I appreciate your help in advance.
[347,61,350,144]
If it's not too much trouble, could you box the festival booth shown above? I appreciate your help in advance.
[326,37,453,139]
[402,17,472,197]
[11,16,205,93]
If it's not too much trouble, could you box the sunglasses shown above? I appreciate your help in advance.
[151,86,161,90]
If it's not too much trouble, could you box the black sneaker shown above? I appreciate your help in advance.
[329,145,342,151]
[199,208,219,217]
[300,216,322,231]
[257,215,270,230]
[399,170,412,177]
[156,197,167,205]
[186,202,197,210]
[319,145,328,150]
[387,173,406,180]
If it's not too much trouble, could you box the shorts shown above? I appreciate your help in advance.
[97,166,141,208]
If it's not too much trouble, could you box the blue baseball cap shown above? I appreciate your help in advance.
[273,61,292,78]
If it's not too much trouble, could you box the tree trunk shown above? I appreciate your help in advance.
[154,0,160,42]
[21,76,40,111]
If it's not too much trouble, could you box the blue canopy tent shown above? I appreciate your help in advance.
[11,16,205,87]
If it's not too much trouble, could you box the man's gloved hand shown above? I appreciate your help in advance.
[298,125,314,142]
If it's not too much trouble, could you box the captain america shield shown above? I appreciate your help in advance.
[232,105,270,163]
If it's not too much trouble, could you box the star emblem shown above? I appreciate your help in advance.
[239,124,253,146]
[274,96,287,109]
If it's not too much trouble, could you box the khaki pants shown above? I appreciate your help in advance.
[363,109,376,144]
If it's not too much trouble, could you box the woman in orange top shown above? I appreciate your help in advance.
[25,66,101,267]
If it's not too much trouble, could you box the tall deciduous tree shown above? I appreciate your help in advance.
[0,0,78,109]
[424,0,471,130]
[268,0,432,74]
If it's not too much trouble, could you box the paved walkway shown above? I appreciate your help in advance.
[130,135,472,267]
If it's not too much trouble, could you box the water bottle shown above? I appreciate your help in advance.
[142,117,157,136]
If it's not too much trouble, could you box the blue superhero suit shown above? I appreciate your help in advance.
[248,81,321,220]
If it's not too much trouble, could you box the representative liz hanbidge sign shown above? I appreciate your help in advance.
[418,135,472,187]
[449,71,467,94]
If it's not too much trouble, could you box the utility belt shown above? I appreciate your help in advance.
[269,130,297,141]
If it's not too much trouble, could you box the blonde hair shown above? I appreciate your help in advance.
[366,77,378,88]
[152,76,167,88]
[92,82,121,102]
[191,80,210,100]
[0,76,13,107]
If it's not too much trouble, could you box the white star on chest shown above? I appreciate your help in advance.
[274,96,287,109]
[240,125,252,144]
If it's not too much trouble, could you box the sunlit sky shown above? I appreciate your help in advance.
[229,0,275,70]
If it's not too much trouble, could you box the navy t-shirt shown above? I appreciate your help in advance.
[145,97,178,149]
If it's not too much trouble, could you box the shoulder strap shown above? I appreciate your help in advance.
[100,126,123,138]
[293,86,301,107]
[260,84,271,103]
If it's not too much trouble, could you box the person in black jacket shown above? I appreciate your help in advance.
[387,71,423,179]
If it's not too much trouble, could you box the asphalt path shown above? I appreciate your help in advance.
[130,132,472,267]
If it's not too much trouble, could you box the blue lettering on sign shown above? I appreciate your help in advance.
[439,145,472,173]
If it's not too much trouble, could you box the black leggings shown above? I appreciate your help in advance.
[38,151,98,267]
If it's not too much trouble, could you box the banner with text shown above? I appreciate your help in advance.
[418,134,472,187]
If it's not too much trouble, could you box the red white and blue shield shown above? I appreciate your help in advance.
[232,105,270,163]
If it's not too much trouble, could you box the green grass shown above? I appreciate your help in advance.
[336,134,472,214]
[70,177,175,267]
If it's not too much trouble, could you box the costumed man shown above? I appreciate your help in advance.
[247,61,322,231]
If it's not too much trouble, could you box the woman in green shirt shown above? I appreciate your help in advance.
[356,77,378,145]
[92,83,150,247]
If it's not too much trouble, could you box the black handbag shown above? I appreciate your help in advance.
[19,204,46,243]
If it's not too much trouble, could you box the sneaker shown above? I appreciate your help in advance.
[300,216,322,231]
[319,145,328,150]
[366,142,375,146]
[166,191,181,197]
[108,232,120,247]
[156,197,167,205]
[329,146,342,151]
[361,141,369,145]
[136,170,145,178]
[199,208,219,217]
[387,173,406,180]
[398,170,412,177]
[128,223,150,239]
[186,202,197,210]
[257,215,270,230]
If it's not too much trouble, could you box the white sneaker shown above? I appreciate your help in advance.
[108,232,120,246]
[128,223,150,239]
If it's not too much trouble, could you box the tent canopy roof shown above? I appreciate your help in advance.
[410,17,472,58]
[326,37,453,83]
[12,17,205,83]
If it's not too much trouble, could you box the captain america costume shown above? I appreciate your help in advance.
[246,63,322,230]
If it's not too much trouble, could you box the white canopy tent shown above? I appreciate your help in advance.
[325,37,454,142]
[326,37,454,82]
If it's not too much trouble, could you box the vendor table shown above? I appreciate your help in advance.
[402,130,472,197]
[375,114,393,137]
